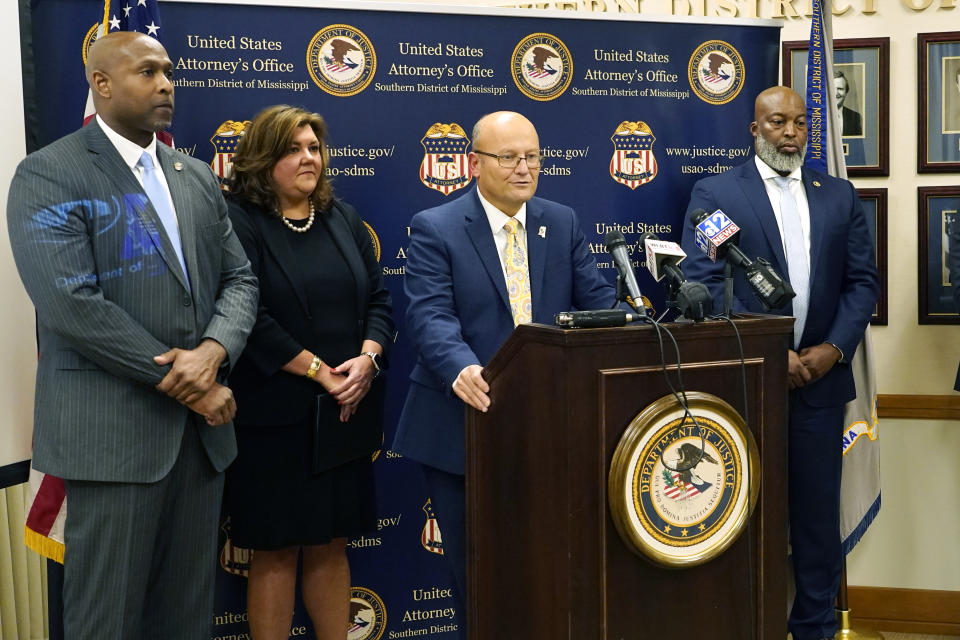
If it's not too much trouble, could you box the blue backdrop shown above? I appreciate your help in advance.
[26,2,780,638]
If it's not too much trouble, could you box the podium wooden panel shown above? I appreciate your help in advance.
[465,314,793,640]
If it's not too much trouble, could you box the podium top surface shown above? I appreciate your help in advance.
[485,313,794,375]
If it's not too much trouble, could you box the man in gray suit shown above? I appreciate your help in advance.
[6,32,257,638]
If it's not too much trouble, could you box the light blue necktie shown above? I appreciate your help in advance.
[138,152,190,289]
[774,176,808,348]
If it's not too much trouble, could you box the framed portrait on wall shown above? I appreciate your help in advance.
[918,186,960,324]
[782,38,889,176]
[857,188,888,325]
[918,32,960,173]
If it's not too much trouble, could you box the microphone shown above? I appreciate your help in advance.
[605,230,646,313]
[555,309,641,328]
[689,208,795,311]
[641,232,688,286]
[641,232,713,321]
[691,208,746,266]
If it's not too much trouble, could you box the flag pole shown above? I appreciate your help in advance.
[802,0,884,636]
[836,563,883,639]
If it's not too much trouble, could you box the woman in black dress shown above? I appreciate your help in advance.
[224,105,393,640]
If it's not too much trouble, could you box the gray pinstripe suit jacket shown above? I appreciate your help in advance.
[6,122,258,483]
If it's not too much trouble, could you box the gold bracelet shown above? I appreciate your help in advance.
[305,355,322,379]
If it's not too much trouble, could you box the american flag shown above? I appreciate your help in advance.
[25,0,171,564]
[662,472,703,500]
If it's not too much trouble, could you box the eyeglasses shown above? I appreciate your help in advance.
[473,150,542,169]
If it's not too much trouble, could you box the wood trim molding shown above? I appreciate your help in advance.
[849,586,960,635]
[876,394,960,420]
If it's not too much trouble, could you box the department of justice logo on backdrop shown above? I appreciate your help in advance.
[421,499,444,555]
[363,221,382,262]
[511,33,573,101]
[688,40,745,105]
[209,120,250,185]
[608,393,759,567]
[609,121,658,189]
[348,587,386,640]
[419,123,472,195]
[81,23,100,64]
[307,24,377,97]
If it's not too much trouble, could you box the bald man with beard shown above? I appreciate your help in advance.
[680,87,878,640]
[7,31,257,638]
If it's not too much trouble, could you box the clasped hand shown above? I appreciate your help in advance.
[155,339,234,425]
[325,355,376,422]
[788,343,841,390]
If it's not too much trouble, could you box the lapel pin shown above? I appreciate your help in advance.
[812,180,821,187]
[173,162,183,171]
[538,226,546,238]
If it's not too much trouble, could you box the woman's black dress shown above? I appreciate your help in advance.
[225,203,387,551]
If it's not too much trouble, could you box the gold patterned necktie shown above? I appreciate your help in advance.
[503,218,532,325]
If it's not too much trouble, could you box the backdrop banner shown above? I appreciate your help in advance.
[28,2,779,638]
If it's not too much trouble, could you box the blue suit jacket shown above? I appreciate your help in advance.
[680,158,879,407]
[393,187,616,474]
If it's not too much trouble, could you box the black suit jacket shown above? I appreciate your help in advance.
[227,195,394,427]
[841,105,863,137]
[949,211,960,390]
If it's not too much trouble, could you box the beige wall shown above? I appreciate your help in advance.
[1,3,37,471]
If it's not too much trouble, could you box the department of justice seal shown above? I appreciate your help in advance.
[609,120,658,189]
[307,24,376,97]
[348,587,386,640]
[511,33,573,101]
[688,40,745,105]
[362,221,381,262]
[608,392,759,567]
[82,23,100,65]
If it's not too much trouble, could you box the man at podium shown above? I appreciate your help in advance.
[680,86,878,640]
[393,111,616,627]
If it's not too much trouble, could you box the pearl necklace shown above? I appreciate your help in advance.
[280,201,315,233]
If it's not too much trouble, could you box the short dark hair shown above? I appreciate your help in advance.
[228,104,332,213]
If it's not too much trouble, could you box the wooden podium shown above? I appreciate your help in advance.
[465,314,793,639]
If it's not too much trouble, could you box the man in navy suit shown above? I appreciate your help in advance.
[680,87,878,640]
[393,111,616,626]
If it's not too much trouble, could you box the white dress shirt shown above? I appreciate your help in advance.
[97,114,179,225]
[754,154,811,263]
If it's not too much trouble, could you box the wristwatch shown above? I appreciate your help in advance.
[361,351,381,378]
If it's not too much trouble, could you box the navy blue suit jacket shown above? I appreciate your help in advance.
[393,187,616,475]
[680,158,879,407]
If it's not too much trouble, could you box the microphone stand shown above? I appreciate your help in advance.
[723,261,734,316]
[613,275,627,309]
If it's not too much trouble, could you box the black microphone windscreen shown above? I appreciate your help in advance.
[638,231,659,244]
[605,230,627,250]
[689,208,709,224]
